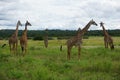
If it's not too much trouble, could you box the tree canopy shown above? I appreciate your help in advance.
[0,29,120,40]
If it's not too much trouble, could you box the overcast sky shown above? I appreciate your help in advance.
[0,0,120,30]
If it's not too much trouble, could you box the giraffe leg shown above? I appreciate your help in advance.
[13,44,15,55]
[16,42,18,54]
[14,43,17,55]
[21,44,24,56]
[78,45,81,60]
[9,43,12,53]
[46,40,48,48]
[24,46,27,56]
[60,45,62,51]
[109,43,114,50]
[106,42,108,48]
[45,40,48,48]
[24,48,27,56]
[22,44,27,56]
[67,46,71,60]
[104,41,107,48]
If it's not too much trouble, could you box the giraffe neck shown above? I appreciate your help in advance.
[25,25,27,31]
[45,30,48,36]
[14,23,19,36]
[101,25,108,36]
[24,24,27,33]
[79,21,91,36]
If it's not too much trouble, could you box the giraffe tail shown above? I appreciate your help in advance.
[111,44,114,50]
[21,46,24,52]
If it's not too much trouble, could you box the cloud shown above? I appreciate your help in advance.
[0,0,120,30]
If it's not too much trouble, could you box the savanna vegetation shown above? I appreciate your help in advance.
[0,36,120,80]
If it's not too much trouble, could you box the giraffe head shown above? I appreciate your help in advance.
[78,27,81,31]
[100,22,104,27]
[25,21,32,26]
[18,20,22,26]
[77,27,81,33]
[90,19,97,26]
[45,28,48,31]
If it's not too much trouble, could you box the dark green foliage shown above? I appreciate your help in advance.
[1,29,120,39]
[83,36,89,39]
[33,35,43,40]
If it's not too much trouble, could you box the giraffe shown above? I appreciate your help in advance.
[9,20,22,54]
[20,21,31,56]
[100,22,114,50]
[44,28,48,48]
[66,19,97,60]
[59,28,81,51]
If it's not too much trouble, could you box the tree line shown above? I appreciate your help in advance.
[0,29,120,40]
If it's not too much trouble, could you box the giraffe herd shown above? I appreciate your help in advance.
[9,20,31,56]
[8,19,114,60]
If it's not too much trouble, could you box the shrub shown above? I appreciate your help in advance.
[33,36,43,40]
[83,36,89,39]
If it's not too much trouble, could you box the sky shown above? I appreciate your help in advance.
[0,0,120,30]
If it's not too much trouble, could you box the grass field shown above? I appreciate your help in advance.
[0,36,120,80]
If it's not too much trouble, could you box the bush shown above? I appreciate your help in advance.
[33,36,43,40]
[83,36,89,39]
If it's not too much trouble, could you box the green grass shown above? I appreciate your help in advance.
[0,36,120,80]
